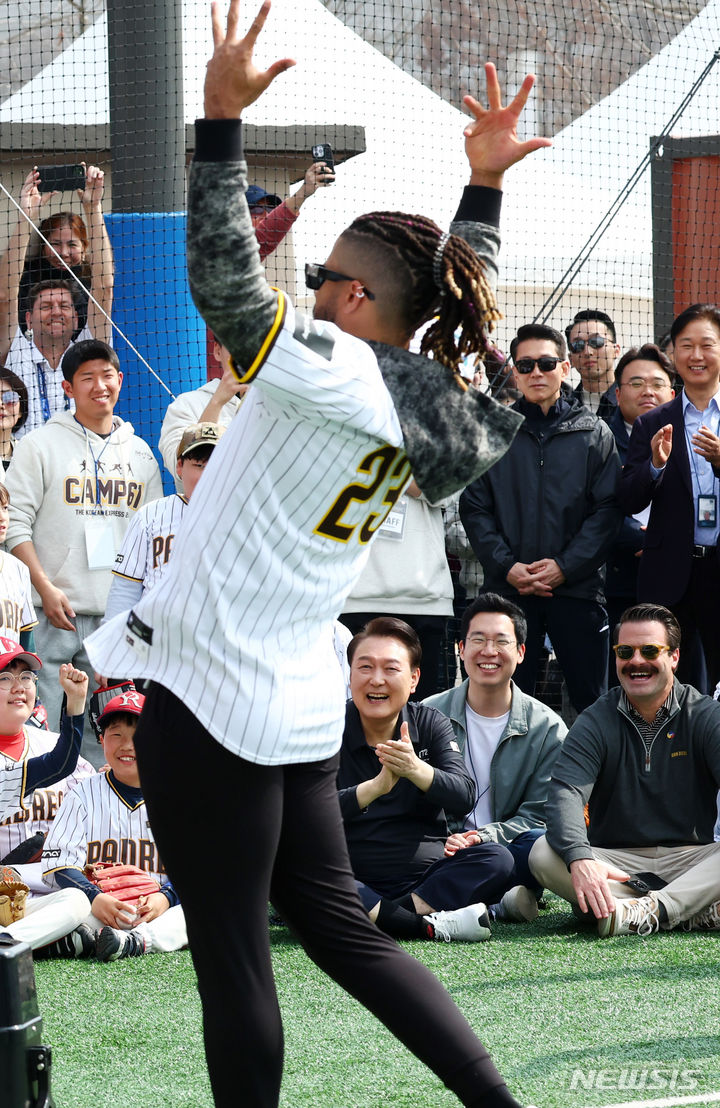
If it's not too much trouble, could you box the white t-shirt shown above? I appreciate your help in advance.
[463,704,509,829]
[86,300,409,766]
[5,325,91,436]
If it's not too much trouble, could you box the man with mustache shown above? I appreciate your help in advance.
[529,603,720,936]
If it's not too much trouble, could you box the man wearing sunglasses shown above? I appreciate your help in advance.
[529,603,720,937]
[85,3,550,1107]
[564,310,621,420]
[460,323,622,715]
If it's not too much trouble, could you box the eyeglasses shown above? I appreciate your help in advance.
[612,643,672,661]
[0,670,37,687]
[514,357,561,374]
[0,391,20,406]
[619,377,672,392]
[466,635,516,649]
[305,263,375,300]
[569,335,608,353]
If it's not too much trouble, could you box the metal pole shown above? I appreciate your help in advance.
[106,0,185,212]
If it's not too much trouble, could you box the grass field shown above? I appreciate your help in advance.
[33,896,720,1108]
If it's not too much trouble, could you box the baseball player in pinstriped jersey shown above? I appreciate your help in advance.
[104,423,224,622]
[0,484,37,647]
[86,5,549,1107]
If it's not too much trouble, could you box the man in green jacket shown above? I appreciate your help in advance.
[425,592,566,920]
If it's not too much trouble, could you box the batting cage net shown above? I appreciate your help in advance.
[1,0,719,698]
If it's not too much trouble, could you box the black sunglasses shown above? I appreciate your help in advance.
[613,643,671,661]
[569,335,608,353]
[514,356,561,375]
[304,263,375,300]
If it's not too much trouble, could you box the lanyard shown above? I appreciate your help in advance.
[78,420,113,515]
[35,361,70,424]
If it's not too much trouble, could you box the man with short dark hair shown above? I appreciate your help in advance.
[424,593,566,921]
[529,603,720,937]
[565,309,620,419]
[4,339,161,759]
[85,5,548,1106]
[339,616,502,943]
[618,303,720,690]
[604,345,675,682]
[460,323,622,713]
[0,165,114,435]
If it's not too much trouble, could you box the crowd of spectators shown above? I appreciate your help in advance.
[0,147,719,961]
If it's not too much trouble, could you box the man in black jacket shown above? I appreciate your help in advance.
[460,323,622,713]
[338,617,514,942]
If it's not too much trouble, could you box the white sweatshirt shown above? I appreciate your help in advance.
[5,411,163,614]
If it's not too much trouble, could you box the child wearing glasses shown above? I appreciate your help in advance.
[0,641,88,826]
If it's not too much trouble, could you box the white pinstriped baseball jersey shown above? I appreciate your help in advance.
[111,493,188,591]
[0,754,28,822]
[0,552,37,642]
[0,728,95,856]
[86,302,410,765]
[42,772,165,887]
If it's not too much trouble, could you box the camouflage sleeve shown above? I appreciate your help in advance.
[187,121,286,383]
[450,184,502,290]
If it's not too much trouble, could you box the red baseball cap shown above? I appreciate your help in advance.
[0,636,42,673]
[97,689,145,731]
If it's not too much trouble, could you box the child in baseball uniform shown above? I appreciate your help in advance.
[104,422,224,621]
[0,482,37,650]
[0,640,87,825]
[41,689,186,960]
[0,649,92,952]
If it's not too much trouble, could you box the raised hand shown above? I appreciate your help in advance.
[78,163,105,210]
[463,62,552,189]
[204,0,295,119]
[19,168,54,220]
[650,423,673,469]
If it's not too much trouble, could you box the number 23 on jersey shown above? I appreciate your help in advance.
[314,445,411,545]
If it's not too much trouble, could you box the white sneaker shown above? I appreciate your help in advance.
[681,899,720,931]
[423,902,491,942]
[495,885,539,923]
[597,894,660,937]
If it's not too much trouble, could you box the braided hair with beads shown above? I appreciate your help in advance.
[341,210,501,376]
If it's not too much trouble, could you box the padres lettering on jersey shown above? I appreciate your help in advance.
[112,494,187,588]
[0,728,95,857]
[42,772,165,887]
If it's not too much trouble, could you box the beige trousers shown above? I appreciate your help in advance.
[530,834,720,928]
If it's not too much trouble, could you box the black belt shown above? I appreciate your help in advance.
[692,544,715,558]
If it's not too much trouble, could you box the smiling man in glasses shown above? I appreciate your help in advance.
[529,602,720,937]
[565,309,621,419]
[460,323,622,715]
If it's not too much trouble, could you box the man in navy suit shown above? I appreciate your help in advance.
[605,344,675,683]
[618,304,720,691]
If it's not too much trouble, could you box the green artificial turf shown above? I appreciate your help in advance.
[32,897,720,1108]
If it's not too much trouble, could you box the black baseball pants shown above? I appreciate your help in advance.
[134,683,512,1108]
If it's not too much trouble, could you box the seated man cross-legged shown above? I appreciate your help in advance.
[425,593,566,922]
[530,603,720,936]
[339,617,518,941]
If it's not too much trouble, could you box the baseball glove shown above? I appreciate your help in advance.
[83,863,160,903]
[0,864,29,925]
